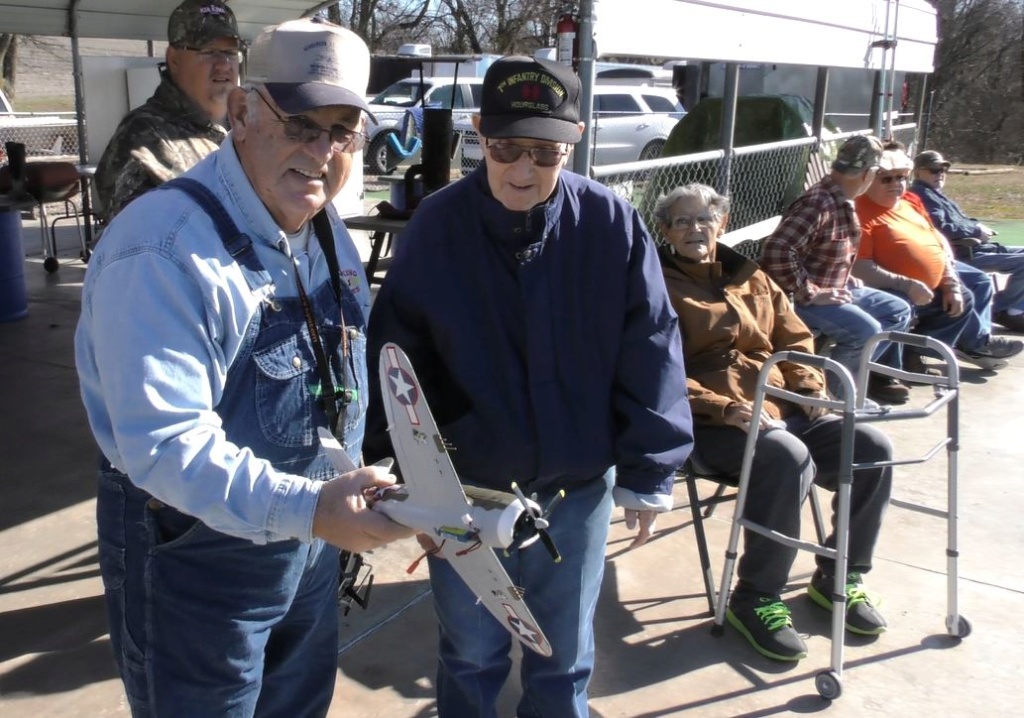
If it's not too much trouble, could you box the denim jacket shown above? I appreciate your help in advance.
[75,138,370,544]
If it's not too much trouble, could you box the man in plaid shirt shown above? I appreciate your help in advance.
[762,135,913,404]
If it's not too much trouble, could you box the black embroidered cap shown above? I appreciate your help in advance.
[478,56,582,144]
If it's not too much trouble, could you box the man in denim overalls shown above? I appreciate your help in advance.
[75,19,414,717]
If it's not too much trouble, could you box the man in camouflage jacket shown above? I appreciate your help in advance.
[94,0,241,222]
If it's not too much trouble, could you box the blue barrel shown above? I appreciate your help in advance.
[0,208,28,322]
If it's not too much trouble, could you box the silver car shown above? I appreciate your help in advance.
[457,85,684,173]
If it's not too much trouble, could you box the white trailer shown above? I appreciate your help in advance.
[574,0,938,174]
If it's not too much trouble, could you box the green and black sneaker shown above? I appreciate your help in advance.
[726,592,807,662]
[807,570,887,636]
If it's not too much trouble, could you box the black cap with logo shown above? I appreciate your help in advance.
[478,56,582,144]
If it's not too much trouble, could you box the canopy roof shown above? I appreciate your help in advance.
[0,1,333,41]
[594,0,938,74]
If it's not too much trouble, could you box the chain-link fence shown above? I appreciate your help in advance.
[0,115,79,158]
[592,126,917,234]
[396,122,918,236]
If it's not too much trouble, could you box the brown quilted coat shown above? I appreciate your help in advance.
[661,244,825,426]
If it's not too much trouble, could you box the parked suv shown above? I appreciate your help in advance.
[365,76,484,174]
[457,85,684,173]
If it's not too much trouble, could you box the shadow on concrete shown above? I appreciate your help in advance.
[0,541,100,597]
[0,259,101,533]
[0,594,117,695]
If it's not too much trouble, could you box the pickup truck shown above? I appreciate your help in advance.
[0,87,79,159]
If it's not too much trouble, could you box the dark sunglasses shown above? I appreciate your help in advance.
[927,167,948,175]
[255,90,367,154]
[485,141,568,168]
[879,174,910,185]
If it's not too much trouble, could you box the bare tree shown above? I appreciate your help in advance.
[334,0,563,55]
[928,0,1024,163]
[0,34,18,99]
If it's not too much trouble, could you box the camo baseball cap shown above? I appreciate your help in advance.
[168,0,241,48]
[246,17,374,117]
[832,135,883,173]
[478,56,583,144]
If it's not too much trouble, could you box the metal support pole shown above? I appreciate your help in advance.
[68,0,93,248]
[914,73,929,151]
[716,63,739,197]
[812,66,830,142]
[573,0,596,177]
[869,70,883,136]
[921,87,935,151]
[873,0,894,137]
[884,0,902,138]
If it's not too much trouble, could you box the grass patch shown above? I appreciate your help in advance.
[10,95,76,112]
[943,166,1024,220]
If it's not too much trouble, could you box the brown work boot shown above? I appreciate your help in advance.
[903,351,943,383]
[866,374,910,404]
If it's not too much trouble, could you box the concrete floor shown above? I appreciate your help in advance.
[2,225,1023,717]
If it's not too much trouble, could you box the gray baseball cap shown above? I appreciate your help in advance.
[246,17,374,118]
[913,150,951,171]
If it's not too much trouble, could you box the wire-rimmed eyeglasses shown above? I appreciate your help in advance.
[254,90,367,154]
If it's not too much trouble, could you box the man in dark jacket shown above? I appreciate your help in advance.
[365,56,693,718]
[94,0,241,221]
[909,150,1024,333]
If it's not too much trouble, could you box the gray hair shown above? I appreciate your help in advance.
[653,183,731,225]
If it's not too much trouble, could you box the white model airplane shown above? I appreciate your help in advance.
[318,342,563,656]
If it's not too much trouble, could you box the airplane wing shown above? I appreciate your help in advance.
[378,341,554,656]
[378,342,473,526]
[445,545,552,657]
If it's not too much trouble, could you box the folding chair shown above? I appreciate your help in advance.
[682,452,827,615]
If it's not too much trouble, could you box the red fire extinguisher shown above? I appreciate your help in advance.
[556,12,579,72]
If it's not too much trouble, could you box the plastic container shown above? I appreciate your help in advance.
[0,208,28,321]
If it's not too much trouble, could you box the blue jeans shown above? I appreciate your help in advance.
[694,414,893,595]
[889,281,975,357]
[428,471,614,718]
[795,287,912,394]
[967,244,1024,313]
[953,260,995,351]
[97,470,340,718]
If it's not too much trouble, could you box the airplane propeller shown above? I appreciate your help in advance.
[510,482,565,563]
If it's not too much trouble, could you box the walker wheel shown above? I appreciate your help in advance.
[43,256,59,273]
[947,614,972,638]
[815,670,842,700]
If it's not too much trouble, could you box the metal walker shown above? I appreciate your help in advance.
[710,331,971,700]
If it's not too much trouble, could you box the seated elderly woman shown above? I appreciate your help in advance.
[655,183,895,662]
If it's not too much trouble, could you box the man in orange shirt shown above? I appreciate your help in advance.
[853,146,1022,370]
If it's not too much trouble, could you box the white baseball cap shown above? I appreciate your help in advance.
[246,17,374,119]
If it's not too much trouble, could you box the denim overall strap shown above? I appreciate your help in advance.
[159,177,273,294]
[94,181,346,716]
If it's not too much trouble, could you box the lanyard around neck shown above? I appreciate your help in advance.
[294,211,348,436]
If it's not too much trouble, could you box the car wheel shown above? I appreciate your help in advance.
[638,139,665,162]
[367,133,396,175]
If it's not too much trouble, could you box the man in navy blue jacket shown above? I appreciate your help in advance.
[910,150,1024,333]
[365,56,693,718]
